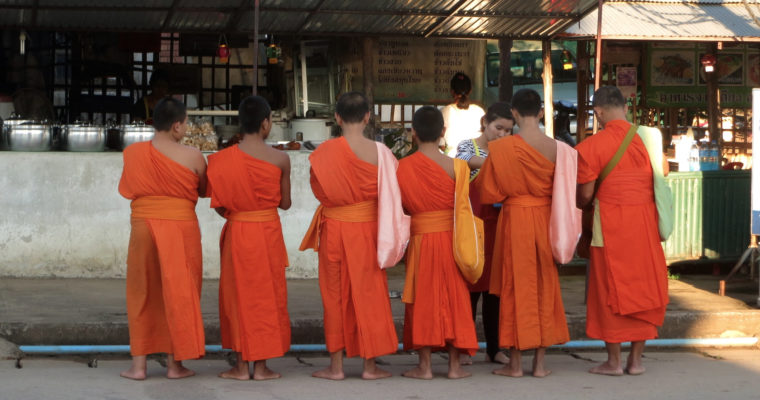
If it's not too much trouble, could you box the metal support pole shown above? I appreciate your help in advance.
[300,41,308,116]
[542,40,554,138]
[252,0,260,95]
[592,0,604,134]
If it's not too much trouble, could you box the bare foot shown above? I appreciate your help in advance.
[402,366,433,380]
[589,362,624,376]
[488,352,509,364]
[253,367,282,381]
[625,359,646,376]
[448,367,472,379]
[532,368,552,378]
[120,369,146,381]
[312,367,345,381]
[167,366,196,379]
[218,367,250,381]
[459,354,472,365]
[362,366,392,380]
[493,366,523,377]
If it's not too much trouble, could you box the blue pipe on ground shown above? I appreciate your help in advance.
[18,337,758,355]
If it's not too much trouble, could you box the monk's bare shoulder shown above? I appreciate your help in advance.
[267,146,291,171]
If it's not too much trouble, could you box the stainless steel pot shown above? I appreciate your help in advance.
[120,123,155,150]
[7,122,53,151]
[1,115,30,150]
[61,123,106,152]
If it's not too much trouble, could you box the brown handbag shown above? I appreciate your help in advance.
[576,124,638,258]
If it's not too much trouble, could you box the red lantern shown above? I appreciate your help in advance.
[701,54,717,73]
[217,44,230,64]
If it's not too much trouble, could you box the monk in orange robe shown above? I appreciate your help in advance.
[479,89,569,378]
[576,86,668,376]
[118,98,207,380]
[206,96,291,381]
[455,101,515,365]
[397,106,478,380]
[299,92,398,380]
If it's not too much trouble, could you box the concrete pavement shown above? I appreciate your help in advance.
[1,267,759,347]
[2,350,759,400]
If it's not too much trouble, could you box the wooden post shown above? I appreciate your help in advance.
[593,0,604,134]
[252,0,260,95]
[362,37,376,139]
[542,40,554,138]
[498,38,513,102]
[577,41,590,142]
[706,42,721,144]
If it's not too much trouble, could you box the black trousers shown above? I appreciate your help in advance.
[470,291,500,360]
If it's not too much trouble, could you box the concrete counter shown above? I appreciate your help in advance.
[0,150,320,278]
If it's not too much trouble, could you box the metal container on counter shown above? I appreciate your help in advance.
[1,114,30,150]
[289,118,333,142]
[61,122,106,152]
[7,121,54,151]
[119,122,155,150]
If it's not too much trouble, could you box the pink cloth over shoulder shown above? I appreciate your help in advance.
[550,141,582,264]
[376,142,411,268]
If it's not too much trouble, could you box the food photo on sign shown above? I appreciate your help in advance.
[699,53,744,85]
[651,50,695,86]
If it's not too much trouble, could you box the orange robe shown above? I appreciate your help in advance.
[479,136,570,350]
[576,120,668,343]
[118,141,205,361]
[467,174,500,292]
[301,137,398,359]
[397,153,479,355]
[206,145,291,361]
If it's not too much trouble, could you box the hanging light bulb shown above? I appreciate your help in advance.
[19,30,27,55]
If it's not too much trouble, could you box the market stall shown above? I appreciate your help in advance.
[0,0,601,279]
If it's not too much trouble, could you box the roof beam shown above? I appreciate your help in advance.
[423,0,470,38]
[297,0,329,34]
[0,4,583,19]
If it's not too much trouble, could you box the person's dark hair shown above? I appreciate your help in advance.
[412,106,444,143]
[511,89,542,118]
[153,97,186,131]
[593,86,626,109]
[483,101,514,126]
[335,91,369,123]
[238,95,271,134]
[450,72,472,109]
[149,69,170,88]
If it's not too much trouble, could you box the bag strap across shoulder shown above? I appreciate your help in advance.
[598,123,638,185]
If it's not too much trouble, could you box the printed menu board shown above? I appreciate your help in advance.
[646,43,756,108]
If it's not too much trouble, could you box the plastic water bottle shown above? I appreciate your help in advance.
[689,142,701,171]
[709,141,720,171]
[698,141,710,171]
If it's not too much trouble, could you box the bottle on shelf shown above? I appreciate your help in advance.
[698,140,710,171]
[689,141,701,172]
[709,141,720,171]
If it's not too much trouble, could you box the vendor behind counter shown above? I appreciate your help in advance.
[131,69,169,124]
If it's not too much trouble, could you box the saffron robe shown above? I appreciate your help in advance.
[118,141,205,361]
[206,145,291,361]
[467,175,500,292]
[301,137,399,359]
[479,136,570,350]
[576,120,668,343]
[397,152,479,355]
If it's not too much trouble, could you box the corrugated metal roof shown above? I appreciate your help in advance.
[0,0,598,39]
[562,2,760,41]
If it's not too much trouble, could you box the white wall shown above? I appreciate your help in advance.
[0,151,319,278]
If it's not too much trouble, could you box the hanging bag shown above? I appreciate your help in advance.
[452,158,485,283]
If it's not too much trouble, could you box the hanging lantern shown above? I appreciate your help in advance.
[267,44,281,65]
[701,54,717,73]
[217,44,230,64]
